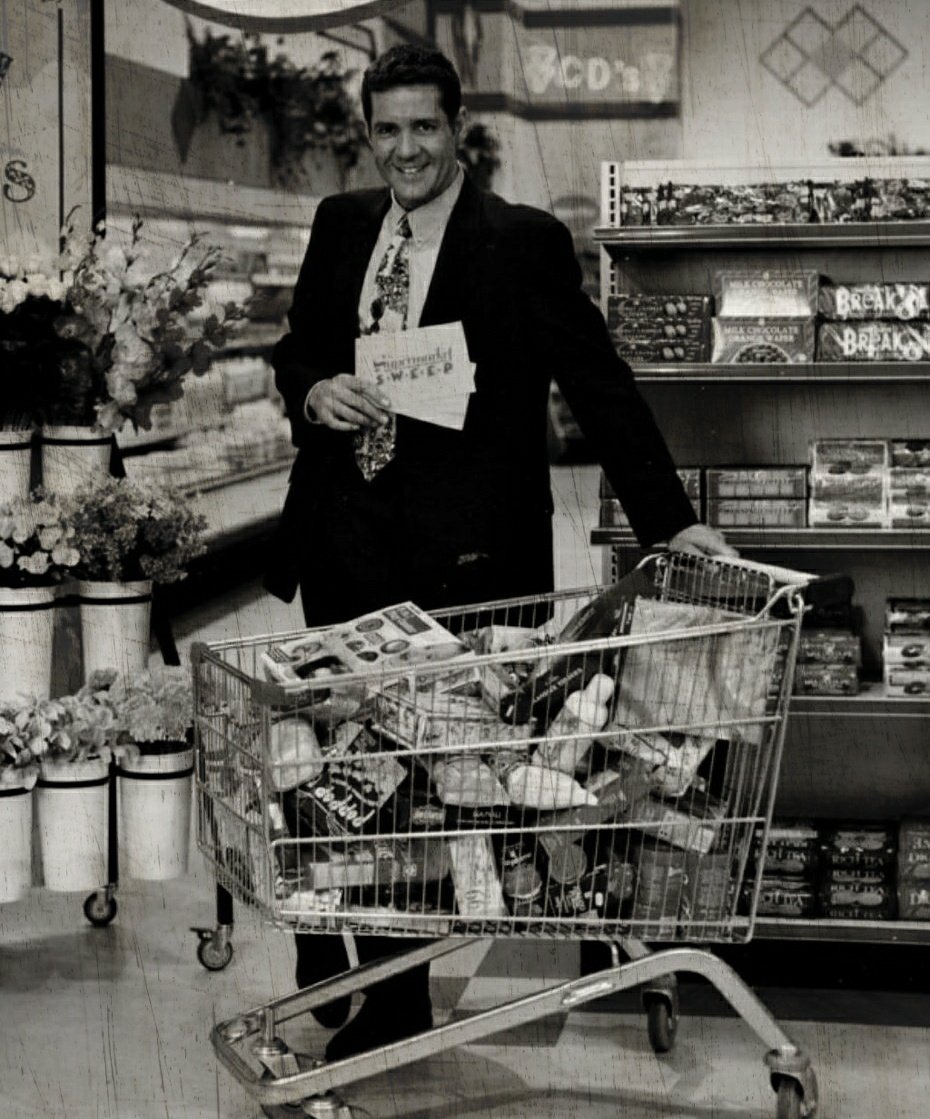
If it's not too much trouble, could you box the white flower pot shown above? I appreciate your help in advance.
[0,586,56,702]
[0,782,33,903]
[118,743,193,881]
[78,579,153,680]
[0,430,34,505]
[40,425,111,498]
[36,757,109,892]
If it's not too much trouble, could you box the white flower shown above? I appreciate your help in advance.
[18,553,50,576]
[25,273,49,298]
[38,526,63,550]
[51,545,80,567]
[0,542,14,568]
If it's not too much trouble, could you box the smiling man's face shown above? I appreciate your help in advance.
[368,84,464,211]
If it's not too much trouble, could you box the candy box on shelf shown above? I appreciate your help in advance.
[607,294,714,323]
[705,467,807,500]
[884,634,930,665]
[884,599,930,633]
[798,630,862,666]
[889,492,930,529]
[890,440,930,468]
[819,282,930,322]
[711,318,816,363]
[793,663,859,696]
[706,498,806,528]
[818,322,930,361]
[883,666,930,697]
[713,270,819,319]
[897,820,930,881]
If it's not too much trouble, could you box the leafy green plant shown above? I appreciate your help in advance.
[107,667,193,744]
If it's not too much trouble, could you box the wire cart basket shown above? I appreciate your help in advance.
[192,553,832,1119]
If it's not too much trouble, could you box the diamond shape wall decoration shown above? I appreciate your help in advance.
[760,4,907,106]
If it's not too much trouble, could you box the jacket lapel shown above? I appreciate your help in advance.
[340,189,391,331]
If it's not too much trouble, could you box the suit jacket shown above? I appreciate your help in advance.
[266,175,697,609]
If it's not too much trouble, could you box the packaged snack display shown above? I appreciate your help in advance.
[753,824,820,876]
[818,322,930,361]
[891,440,930,467]
[884,668,930,696]
[793,663,859,696]
[749,878,818,917]
[809,439,889,528]
[714,271,819,318]
[711,318,816,363]
[819,282,930,322]
[885,599,930,633]
[608,294,714,321]
[705,468,807,500]
[798,631,862,666]
[883,634,930,665]
[706,498,806,528]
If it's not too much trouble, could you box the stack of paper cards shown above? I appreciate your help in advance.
[355,322,475,431]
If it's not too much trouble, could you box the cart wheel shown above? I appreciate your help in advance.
[646,999,678,1054]
[775,1079,804,1119]
[83,892,118,927]
[197,935,234,972]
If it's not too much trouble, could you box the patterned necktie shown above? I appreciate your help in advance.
[355,214,412,481]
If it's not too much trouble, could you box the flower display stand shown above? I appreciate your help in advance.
[0,586,56,702]
[39,426,111,498]
[0,783,33,903]
[0,431,34,505]
[78,580,153,680]
[36,756,109,892]
[117,741,193,881]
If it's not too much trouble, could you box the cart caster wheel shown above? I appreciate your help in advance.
[197,935,233,972]
[646,999,678,1054]
[775,1079,804,1119]
[84,892,118,927]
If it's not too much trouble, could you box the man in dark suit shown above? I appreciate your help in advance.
[267,44,731,1061]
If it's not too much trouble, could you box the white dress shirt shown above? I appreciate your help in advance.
[305,167,466,422]
[357,166,465,333]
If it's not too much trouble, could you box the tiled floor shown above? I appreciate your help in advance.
[4,465,929,1117]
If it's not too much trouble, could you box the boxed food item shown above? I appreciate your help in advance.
[818,321,930,361]
[889,492,930,529]
[608,294,714,322]
[821,823,896,859]
[897,820,930,882]
[610,316,710,343]
[891,440,930,467]
[601,468,701,502]
[811,439,889,474]
[753,823,820,876]
[884,634,930,666]
[884,666,930,697]
[798,630,862,666]
[711,318,816,363]
[714,271,819,318]
[897,882,930,920]
[793,663,859,696]
[820,902,895,920]
[614,338,710,363]
[809,439,888,528]
[705,467,807,500]
[749,878,818,917]
[819,282,930,322]
[447,835,508,918]
[707,498,806,528]
[885,599,930,633]
[633,791,726,855]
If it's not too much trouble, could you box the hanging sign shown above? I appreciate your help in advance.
[157,0,406,32]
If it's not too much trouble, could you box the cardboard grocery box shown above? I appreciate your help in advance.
[714,270,819,318]
[711,317,816,363]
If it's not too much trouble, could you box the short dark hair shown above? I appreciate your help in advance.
[361,45,462,127]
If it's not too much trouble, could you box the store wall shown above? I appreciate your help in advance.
[681,0,930,164]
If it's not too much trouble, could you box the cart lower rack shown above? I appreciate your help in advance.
[193,554,828,1119]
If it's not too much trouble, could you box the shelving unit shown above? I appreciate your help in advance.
[597,159,930,941]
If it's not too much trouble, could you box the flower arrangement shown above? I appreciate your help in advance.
[186,28,366,185]
[66,476,207,585]
[107,666,193,744]
[0,492,80,588]
[0,212,244,434]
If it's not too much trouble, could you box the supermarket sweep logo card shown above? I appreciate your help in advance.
[356,322,475,430]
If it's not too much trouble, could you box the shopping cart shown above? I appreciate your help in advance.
[192,553,833,1119]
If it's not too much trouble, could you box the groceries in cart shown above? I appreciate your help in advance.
[198,556,804,936]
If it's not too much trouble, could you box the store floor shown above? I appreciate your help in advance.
[2,860,929,1119]
[5,466,926,1117]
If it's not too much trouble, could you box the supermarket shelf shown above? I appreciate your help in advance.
[631,361,930,383]
[184,460,292,551]
[595,220,930,250]
[591,527,930,550]
[755,917,930,945]
[790,685,930,718]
